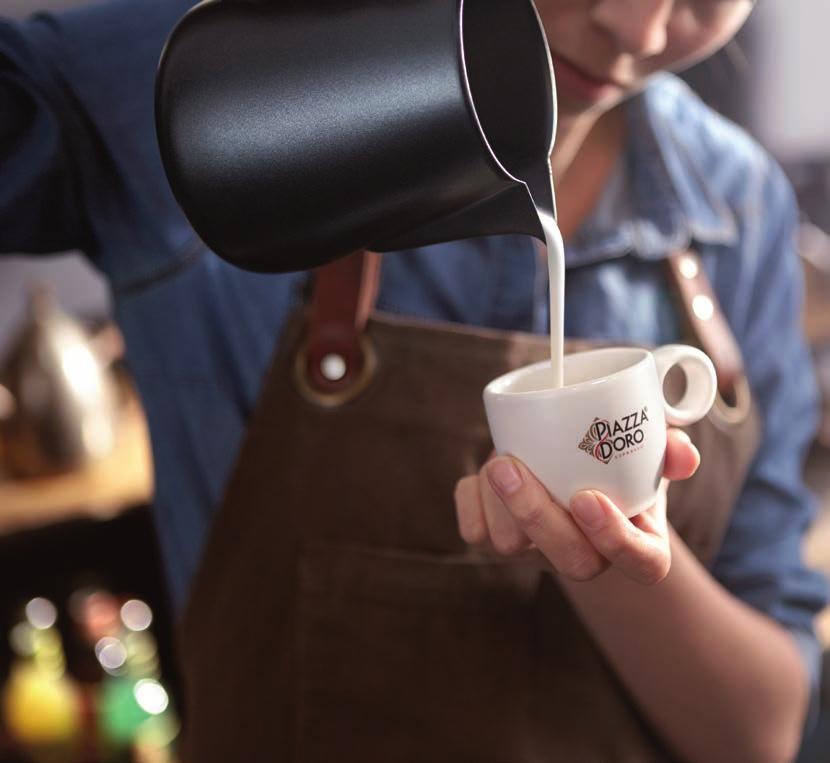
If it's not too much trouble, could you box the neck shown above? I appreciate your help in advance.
[549,106,626,241]
[550,111,599,182]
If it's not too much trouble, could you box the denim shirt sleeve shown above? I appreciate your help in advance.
[0,2,198,291]
[0,17,92,254]
[710,160,828,720]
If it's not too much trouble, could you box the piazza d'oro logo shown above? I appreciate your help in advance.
[578,407,650,464]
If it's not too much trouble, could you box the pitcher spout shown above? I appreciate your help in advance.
[374,181,548,252]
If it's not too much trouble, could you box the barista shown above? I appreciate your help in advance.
[0,1,825,760]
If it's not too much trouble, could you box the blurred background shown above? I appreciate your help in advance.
[0,4,177,763]
[1,1,830,761]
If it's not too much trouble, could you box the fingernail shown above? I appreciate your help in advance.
[571,491,606,529]
[672,429,691,445]
[489,460,523,496]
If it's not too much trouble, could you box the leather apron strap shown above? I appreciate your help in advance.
[665,250,751,421]
[303,251,381,395]
[660,249,760,560]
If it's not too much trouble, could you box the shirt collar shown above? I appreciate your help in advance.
[566,73,739,267]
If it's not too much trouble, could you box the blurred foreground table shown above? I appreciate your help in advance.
[0,384,154,535]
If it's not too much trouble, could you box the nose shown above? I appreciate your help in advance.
[592,0,673,58]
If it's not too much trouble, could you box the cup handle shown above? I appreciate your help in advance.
[652,345,717,427]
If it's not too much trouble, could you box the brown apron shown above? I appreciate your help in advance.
[178,250,759,762]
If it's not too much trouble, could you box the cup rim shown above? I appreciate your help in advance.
[484,346,651,399]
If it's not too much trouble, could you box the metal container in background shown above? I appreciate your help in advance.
[0,289,120,478]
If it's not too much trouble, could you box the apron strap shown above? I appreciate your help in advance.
[666,250,750,420]
[301,250,381,400]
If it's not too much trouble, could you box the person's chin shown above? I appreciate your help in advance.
[550,53,645,116]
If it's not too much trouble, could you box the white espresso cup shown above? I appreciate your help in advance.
[483,345,717,518]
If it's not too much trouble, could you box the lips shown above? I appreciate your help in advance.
[550,53,627,104]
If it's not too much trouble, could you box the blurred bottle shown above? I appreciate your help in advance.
[72,591,178,762]
[1,598,83,763]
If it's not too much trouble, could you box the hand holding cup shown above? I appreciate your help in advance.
[454,428,700,584]
[454,345,716,583]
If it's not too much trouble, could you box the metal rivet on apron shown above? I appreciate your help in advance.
[293,335,378,409]
[320,353,347,381]
[692,294,714,321]
[678,255,699,280]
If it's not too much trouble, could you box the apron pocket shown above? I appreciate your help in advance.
[291,540,544,763]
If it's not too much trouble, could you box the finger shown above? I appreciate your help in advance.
[486,458,607,581]
[479,469,533,556]
[630,505,665,536]
[570,490,670,585]
[454,476,489,546]
[663,429,700,481]
[631,479,669,535]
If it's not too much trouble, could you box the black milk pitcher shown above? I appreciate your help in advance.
[155,0,557,273]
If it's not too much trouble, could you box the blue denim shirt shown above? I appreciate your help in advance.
[1,0,826,701]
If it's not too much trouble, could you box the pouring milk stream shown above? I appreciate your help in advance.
[524,164,566,390]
